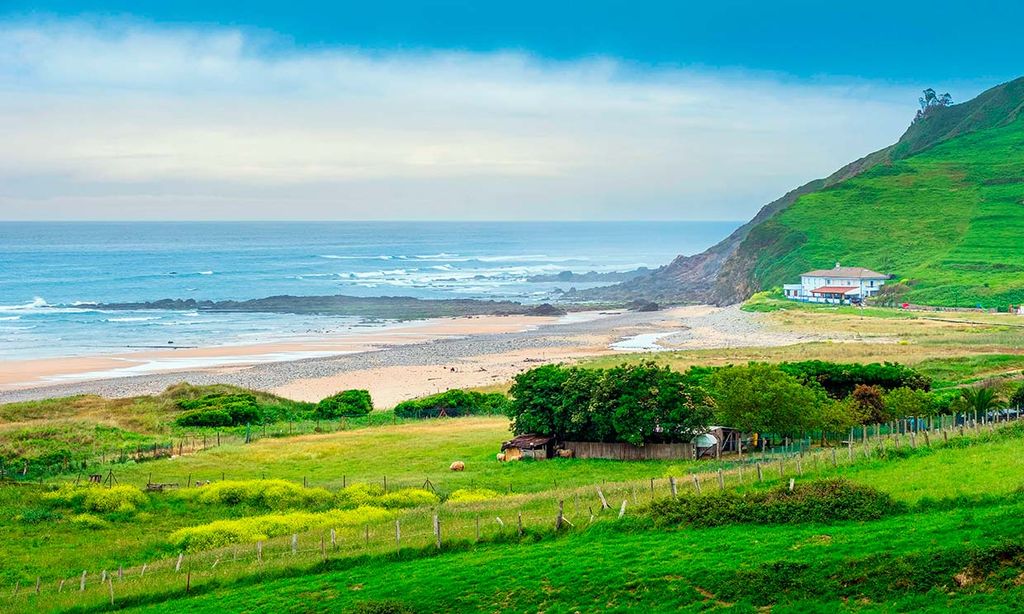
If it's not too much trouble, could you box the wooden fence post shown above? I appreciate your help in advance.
[831,447,837,467]
[691,474,701,494]
[80,571,86,592]
[556,500,564,531]
[175,553,183,572]
[618,500,627,519]
[517,512,523,537]
[717,469,725,491]
[669,476,677,498]
[291,533,298,555]
[756,462,763,482]
[257,541,263,563]
[788,478,795,492]
[596,486,610,509]
[395,520,401,556]
[433,514,442,549]
[330,528,337,550]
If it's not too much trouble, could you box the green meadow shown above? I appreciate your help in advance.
[3,419,1023,613]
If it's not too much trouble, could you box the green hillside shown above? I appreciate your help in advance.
[602,76,1024,308]
[748,112,1024,307]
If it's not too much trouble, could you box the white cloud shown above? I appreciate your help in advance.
[0,19,920,220]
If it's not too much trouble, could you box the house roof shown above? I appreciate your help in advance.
[501,433,554,450]
[802,266,888,279]
[811,285,862,295]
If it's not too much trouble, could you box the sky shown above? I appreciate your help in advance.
[0,1,1020,221]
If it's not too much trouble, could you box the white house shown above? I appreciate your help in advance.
[783,263,889,305]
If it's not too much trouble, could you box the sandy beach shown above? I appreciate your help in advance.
[0,305,843,406]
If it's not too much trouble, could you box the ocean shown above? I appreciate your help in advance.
[0,221,739,360]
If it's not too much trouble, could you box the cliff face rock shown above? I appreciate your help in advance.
[589,76,1024,306]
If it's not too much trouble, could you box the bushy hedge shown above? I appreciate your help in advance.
[778,361,931,399]
[644,479,905,528]
[508,362,714,445]
[316,389,373,418]
[185,479,336,510]
[393,389,510,419]
[175,393,262,427]
[46,484,148,514]
[168,506,394,552]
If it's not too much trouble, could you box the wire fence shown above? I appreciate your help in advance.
[3,409,1021,612]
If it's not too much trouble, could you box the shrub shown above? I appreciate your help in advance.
[394,389,510,419]
[69,513,111,530]
[644,479,905,528]
[167,506,393,551]
[1011,383,1024,409]
[316,389,373,418]
[447,488,500,504]
[176,409,234,427]
[186,479,336,510]
[336,483,439,509]
[778,360,931,398]
[175,393,262,426]
[46,484,148,514]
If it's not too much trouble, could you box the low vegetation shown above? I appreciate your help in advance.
[393,389,509,419]
[643,478,905,527]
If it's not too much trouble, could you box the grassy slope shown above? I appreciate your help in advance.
[111,427,1024,613]
[748,114,1024,308]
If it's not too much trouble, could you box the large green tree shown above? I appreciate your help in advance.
[709,363,822,436]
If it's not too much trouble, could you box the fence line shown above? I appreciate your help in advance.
[3,410,1020,611]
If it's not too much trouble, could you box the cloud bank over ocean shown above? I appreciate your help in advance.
[1,19,920,220]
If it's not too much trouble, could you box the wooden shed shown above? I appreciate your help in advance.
[500,434,554,461]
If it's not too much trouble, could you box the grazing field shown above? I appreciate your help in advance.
[5,420,1022,613]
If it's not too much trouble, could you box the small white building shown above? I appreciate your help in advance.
[783,263,889,305]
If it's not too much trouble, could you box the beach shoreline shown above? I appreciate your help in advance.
[0,306,845,407]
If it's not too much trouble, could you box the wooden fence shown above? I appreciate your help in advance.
[565,441,694,460]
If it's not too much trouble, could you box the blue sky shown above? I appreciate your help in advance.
[5,0,1021,82]
[0,2,1017,220]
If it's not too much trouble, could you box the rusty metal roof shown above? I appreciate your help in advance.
[501,433,554,450]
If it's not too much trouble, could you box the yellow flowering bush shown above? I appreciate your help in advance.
[446,488,500,504]
[69,513,110,530]
[46,484,148,513]
[336,483,439,509]
[184,479,336,510]
[168,506,393,552]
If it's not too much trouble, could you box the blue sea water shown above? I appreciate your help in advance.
[0,221,739,360]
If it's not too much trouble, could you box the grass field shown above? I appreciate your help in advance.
[5,419,1022,613]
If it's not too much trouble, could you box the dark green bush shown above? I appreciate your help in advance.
[778,360,931,398]
[176,393,262,426]
[644,479,906,528]
[316,389,373,418]
[393,389,509,419]
[176,409,234,427]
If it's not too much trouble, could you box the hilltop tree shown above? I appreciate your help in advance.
[914,88,953,122]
